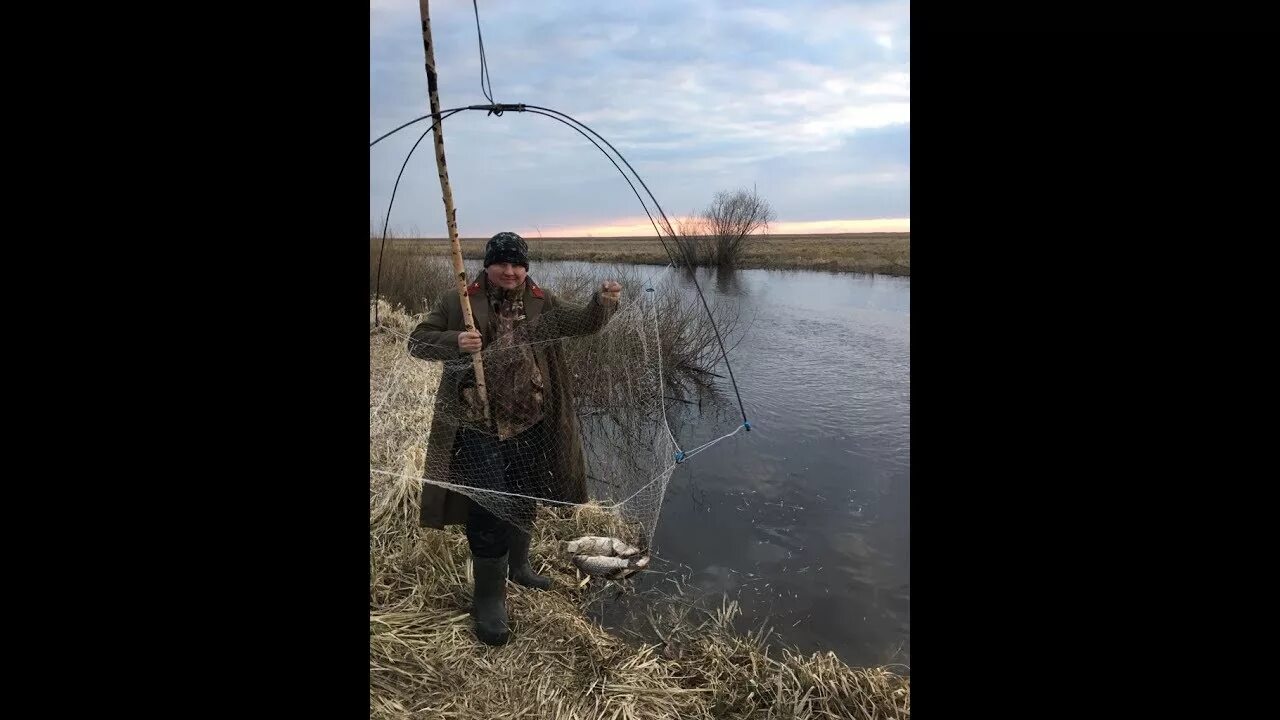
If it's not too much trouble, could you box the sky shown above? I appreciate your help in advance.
[370,0,909,237]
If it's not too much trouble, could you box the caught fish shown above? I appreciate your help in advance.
[566,536,641,558]
[571,553,650,578]
[566,535,649,580]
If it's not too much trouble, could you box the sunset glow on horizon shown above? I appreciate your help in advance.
[516,217,910,238]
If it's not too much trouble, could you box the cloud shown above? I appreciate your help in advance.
[370,0,909,236]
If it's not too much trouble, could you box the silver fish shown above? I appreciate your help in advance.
[565,536,642,558]
[572,552,650,579]
[566,535,649,579]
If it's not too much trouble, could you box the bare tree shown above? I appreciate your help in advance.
[704,187,775,268]
[669,214,712,269]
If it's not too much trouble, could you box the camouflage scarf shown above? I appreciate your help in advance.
[481,276,546,440]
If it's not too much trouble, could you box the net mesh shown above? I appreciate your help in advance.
[370,266,695,553]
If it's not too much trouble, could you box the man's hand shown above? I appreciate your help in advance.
[601,280,622,304]
[458,330,483,353]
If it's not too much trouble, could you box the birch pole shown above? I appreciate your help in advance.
[419,0,489,421]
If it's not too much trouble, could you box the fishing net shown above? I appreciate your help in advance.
[370,266,736,554]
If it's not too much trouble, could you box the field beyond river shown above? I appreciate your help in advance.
[377,232,910,276]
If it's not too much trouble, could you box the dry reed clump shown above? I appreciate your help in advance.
[370,303,909,719]
[525,262,746,401]
[371,234,456,316]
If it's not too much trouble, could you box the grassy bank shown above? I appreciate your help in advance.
[373,232,910,276]
[370,302,910,719]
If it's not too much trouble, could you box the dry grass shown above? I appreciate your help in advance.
[370,304,910,719]
[371,232,457,316]
[374,232,910,276]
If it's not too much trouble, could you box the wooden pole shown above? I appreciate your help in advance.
[419,0,489,421]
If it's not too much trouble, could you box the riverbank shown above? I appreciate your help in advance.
[369,302,910,719]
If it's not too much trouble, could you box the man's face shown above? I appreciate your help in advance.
[486,262,527,290]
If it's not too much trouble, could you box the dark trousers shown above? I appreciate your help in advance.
[454,419,552,558]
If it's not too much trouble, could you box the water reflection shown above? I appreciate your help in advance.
[537,260,910,668]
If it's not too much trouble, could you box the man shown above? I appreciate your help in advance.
[407,231,621,645]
